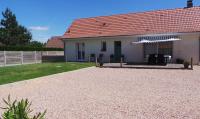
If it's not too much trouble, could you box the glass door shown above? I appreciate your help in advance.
[76,43,85,61]
[114,41,122,62]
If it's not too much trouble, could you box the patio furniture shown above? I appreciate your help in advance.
[157,54,166,65]
[110,54,114,63]
[90,54,96,62]
[121,54,125,62]
[98,54,104,67]
[148,54,157,65]
[148,54,167,65]
[164,55,172,63]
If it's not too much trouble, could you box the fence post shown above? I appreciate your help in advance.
[3,51,6,66]
[34,51,37,63]
[120,57,123,68]
[40,51,43,63]
[191,57,193,70]
[21,51,23,64]
[95,56,98,67]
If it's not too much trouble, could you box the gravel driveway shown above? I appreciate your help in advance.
[0,66,200,119]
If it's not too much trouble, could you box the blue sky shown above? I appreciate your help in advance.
[0,0,199,42]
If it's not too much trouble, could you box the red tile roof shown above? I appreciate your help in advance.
[63,7,200,39]
[46,36,64,48]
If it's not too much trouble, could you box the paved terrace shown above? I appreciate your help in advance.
[103,63,185,69]
[0,66,200,119]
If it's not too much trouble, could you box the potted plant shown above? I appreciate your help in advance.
[183,61,190,69]
[99,61,104,67]
[98,54,104,67]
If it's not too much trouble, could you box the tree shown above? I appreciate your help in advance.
[0,8,32,46]
[0,28,4,45]
[29,41,44,48]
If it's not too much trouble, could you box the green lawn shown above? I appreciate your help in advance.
[0,62,94,85]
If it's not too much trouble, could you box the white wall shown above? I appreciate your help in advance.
[64,33,200,64]
[173,33,200,64]
[64,36,143,63]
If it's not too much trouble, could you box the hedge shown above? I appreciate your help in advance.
[0,46,63,51]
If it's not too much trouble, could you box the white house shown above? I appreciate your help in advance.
[62,5,200,64]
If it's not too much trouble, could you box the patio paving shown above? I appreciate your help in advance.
[103,63,185,69]
[0,66,200,119]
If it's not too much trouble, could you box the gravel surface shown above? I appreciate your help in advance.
[0,66,200,119]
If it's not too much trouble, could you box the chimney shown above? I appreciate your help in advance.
[187,0,193,8]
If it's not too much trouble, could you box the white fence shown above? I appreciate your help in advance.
[0,51,64,67]
[42,51,64,56]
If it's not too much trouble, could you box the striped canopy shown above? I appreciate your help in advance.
[132,38,181,44]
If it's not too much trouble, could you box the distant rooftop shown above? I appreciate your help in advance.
[46,36,64,48]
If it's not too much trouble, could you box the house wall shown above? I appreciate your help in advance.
[64,33,200,64]
[173,33,200,64]
[64,36,143,63]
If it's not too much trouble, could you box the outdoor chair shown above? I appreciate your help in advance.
[121,54,125,62]
[148,54,156,65]
[98,54,104,67]
[157,54,166,65]
[110,54,114,63]
[90,54,96,62]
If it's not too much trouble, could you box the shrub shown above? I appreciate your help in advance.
[0,46,63,51]
[1,95,46,119]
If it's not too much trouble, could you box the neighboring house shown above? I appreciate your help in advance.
[46,36,64,49]
[62,2,200,64]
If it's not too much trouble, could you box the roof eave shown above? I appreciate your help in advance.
[61,31,200,41]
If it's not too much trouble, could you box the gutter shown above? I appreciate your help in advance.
[61,31,200,41]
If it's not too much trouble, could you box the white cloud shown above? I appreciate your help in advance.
[29,26,49,31]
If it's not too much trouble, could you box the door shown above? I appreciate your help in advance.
[114,41,122,62]
[76,43,85,61]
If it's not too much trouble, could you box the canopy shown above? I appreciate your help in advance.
[132,38,181,44]
[132,38,181,55]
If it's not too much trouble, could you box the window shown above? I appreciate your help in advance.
[101,41,107,52]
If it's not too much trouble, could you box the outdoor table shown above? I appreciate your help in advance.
[147,54,171,65]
